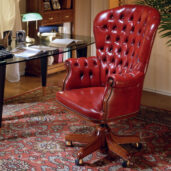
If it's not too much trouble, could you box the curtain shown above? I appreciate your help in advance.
[0,0,22,82]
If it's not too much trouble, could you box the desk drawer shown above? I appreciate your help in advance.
[62,11,73,22]
[41,10,73,26]
[41,13,62,25]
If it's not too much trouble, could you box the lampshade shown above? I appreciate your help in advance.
[22,13,43,22]
[22,13,43,43]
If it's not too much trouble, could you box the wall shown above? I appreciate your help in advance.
[75,0,91,36]
[90,0,109,56]
[143,33,171,95]
[121,0,171,95]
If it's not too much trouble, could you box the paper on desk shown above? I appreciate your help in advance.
[49,38,84,48]
[12,47,43,58]
[30,45,57,51]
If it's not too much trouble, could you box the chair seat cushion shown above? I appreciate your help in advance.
[56,87,105,121]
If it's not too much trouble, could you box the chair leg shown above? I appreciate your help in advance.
[65,133,96,144]
[77,136,105,159]
[106,135,129,161]
[111,133,140,144]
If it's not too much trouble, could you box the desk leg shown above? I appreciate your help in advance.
[0,62,6,128]
[76,47,87,57]
[41,56,48,96]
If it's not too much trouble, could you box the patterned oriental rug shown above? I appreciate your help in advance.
[1,86,171,171]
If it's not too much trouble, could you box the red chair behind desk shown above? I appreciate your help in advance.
[56,5,160,167]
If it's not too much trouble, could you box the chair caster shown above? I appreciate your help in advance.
[75,159,83,166]
[65,140,72,147]
[135,142,142,150]
[122,160,130,168]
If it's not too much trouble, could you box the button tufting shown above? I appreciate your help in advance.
[84,62,88,66]
[74,62,78,66]
[138,29,142,34]
[102,56,107,62]
[80,71,84,80]
[93,60,97,65]
[100,47,104,51]
[111,58,115,63]
[109,46,113,52]
[126,49,129,55]
[120,13,124,20]
[102,24,108,30]
[131,26,135,33]
[118,47,122,53]
[125,37,128,43]
[131,39,135,45]
[106,35,111,41]
[89,70,93,78]
[130,15,134,21]
[116,36,120,42]
[138,17,141,23]
[112,25,117,30]
[109,14,114,19]
[122,25,127,31]
[132,51,135,57]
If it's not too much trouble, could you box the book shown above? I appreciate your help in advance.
[62,0,71,9]
[39,25,59,33]
[49,38,85,48]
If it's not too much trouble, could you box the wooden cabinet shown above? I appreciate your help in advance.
[25,0,75,76]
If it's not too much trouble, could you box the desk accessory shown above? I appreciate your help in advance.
[3,31,12,46]
[22,13,43,43]
[0,49,14,60]
[16,30,26,43]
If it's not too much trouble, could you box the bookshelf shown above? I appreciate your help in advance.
[25,0,75,76]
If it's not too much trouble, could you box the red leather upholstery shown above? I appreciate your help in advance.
[63,57,101,90]
[94,5,160,86]
[56,5,160,165]
[57,87,105,120]
[56,5,160,122]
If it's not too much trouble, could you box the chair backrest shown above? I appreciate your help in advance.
[94,5,160,86]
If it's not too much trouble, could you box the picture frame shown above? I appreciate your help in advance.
[16,30,26,43]
[51,0,61,10]
[43,0,52,11]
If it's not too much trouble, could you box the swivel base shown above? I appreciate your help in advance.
[65,124,141,167]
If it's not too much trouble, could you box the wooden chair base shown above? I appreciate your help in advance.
[65,124,140,165]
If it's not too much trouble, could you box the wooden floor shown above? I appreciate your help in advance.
[4,71,171,111]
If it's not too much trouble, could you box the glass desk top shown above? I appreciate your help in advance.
[4,33,95,65]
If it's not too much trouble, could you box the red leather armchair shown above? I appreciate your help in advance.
[56,5,160,167]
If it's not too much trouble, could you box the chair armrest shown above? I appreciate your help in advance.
[107,71,145,88]
[63,56,101,90]
[102,71,145,121]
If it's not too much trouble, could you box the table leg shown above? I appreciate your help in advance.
[40,56,48,96]
[0,61,6,128]
[76,47,87,57]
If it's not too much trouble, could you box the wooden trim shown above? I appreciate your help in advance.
[109,0,119,8]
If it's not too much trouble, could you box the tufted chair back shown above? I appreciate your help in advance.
[94,5,160,86]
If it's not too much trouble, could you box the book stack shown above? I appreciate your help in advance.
[62,0,72,9]
[49,38,84,62]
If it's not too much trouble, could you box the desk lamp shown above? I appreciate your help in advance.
[22,13,43,43]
